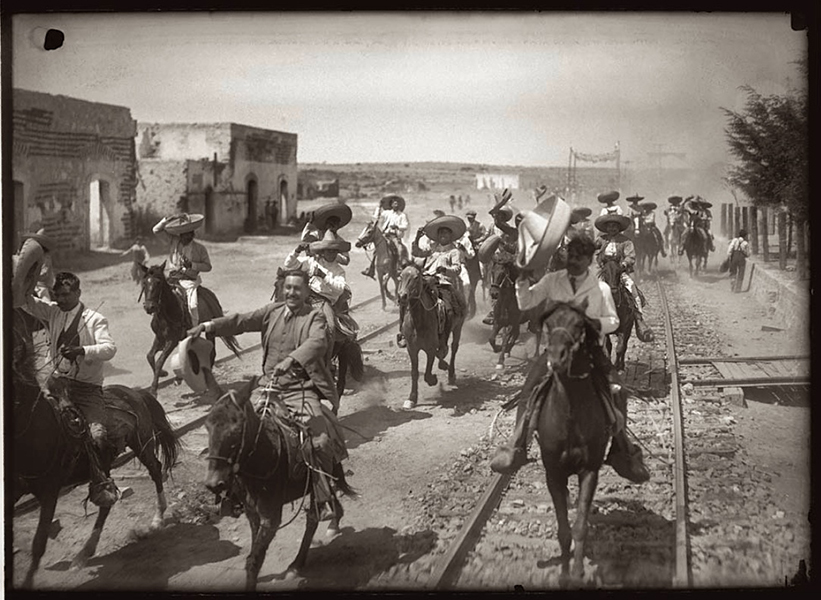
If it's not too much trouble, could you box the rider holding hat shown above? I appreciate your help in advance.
[301,203,353,266]
[153,213,211,326]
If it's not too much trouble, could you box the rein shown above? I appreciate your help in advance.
[401,267,437,312]
[547,325,589,379]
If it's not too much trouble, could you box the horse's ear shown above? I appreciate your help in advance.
[238,375,259,404]
[202,367,225,403]
[160,260,167,271]
[539,299,559,328]
[138,262,149,274]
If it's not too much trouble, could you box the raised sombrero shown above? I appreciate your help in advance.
[379,194,406,212]
[168,335,214,394]
[493,205,514,223]
[489,188,513,215]
[667,196,683,205]
[516,194,571,272]
[312,202,353,231]
[309,229,352,253]
[639,201,658,212]
[625,194,644,204]
[432,209,446,218]
[21,228,57,251]
[477,233,501,264]
[595,213,631,233]
[164,213,204,235]
[423,215,466,241]
[597,191,620,204]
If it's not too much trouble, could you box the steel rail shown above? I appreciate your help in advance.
[657,277,691,587]
[13,294,396,518]
[677,354,808,364]
[681,375,809,387]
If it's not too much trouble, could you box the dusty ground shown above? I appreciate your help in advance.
[10,187,811,591]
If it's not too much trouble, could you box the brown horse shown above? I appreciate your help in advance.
[487,259,543,369]
[202,373,356,591]
[354,221,404,311]
[682,225,710,277]
[396,263,465,409]
[139,262,241,395]
[521,300,610,585]
[598,260,635,372]
[10,308,180,589]
[633,220,662,275]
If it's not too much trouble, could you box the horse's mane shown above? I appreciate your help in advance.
[539,300,601,347]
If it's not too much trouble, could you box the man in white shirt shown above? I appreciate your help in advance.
[24,271,122,507]
[362,195,409,279]
[598,190,624,217]
[489,234,650,484]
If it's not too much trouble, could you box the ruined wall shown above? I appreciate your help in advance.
[136,123,233,162]
[135,160,189,232]
[12,88,137,251]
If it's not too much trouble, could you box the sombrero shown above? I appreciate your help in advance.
[11,237,46,308]
[516,194,572,272]
[312,203,353,231]
[477,233,501,263]
[168,335,214,394]
[699,200,713,209]
[595,213,631,233]
[489,188,513,215]
[639,201,658,212]
[667,196,683,205]
[465,209,477,217]
[309,229,352,253]
[494,205,514,223]
[423,215,466,241]
[597,191,620,204]
[571,206,592,220]
[21,228,57,251]
[432,209,446,218]
[379,194,406,212]
[164,213,204,235]
[625,194,644,204]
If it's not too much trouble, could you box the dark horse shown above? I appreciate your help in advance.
[10,308,180,589]
[139,262,241,395]
[396,263,465,409]
[272,268,365,402]
[354,221,403,311]
[682,225,709,277]
[203,373,356,591]
[521,300,610,585]
[633,220,662,275]
[598,260,635,372]
[487,259,543,369]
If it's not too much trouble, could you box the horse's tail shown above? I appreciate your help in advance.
[136,388,182,475]
[332,462,358,498]
[344,339,365,382]
[199,286,242,358]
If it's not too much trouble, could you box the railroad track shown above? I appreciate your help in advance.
[390,267,798,590]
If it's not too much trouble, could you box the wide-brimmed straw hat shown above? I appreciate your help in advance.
[516,194,571,272]
[312,203,353,231]
[571,207,592,220]
[667,196,683,205]
[699,200,713,209]
[379,194,406,212]
[309,229,352,253]
[21,228,57,251]
[165,213,204,235]
[597,191,620,204]
[625,194,644,204]
[489,188,513,215]
[640,201,658,212]
[595,213,631,233]
[465,209,477,217]
[494,205,514,223]
[477,233,501,263]
[423,215,466,241]
[168,335,214,394]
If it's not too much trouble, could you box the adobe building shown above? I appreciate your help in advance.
[11,88,138,252]
[135,123,298,236]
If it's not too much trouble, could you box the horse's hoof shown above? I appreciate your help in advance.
[283,568,300,581]
[437,359,449,371]
[424,374,438,387]
[150,516,164,530]
[495,364,504,371]
[326,524,341,539]
[159,370,168,377]
[448,376,456,386]
[403,400,417,410]
[70,554,89,570]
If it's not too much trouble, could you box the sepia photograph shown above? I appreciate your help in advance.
[6,10,811,592]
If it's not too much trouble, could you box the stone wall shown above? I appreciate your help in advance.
[12,88,137,251]
[134,159,189,232]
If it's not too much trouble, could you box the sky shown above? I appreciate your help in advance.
[12,12,807,168]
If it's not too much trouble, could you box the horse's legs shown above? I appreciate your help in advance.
[22,490,59,588]
[146,336,162,379]
[571,469,600,582]
[423,349,437,387]
[488,320,502,353]
[406,348,421,408]
[151,341,177,395]
[135,437,168,530]
[71,505,113,569]
[545,468,573,584]
[326,493,344,538]
[288,495,320,572]
[614,331,629,373]
[246,503,282,591]
[447,324,462,386]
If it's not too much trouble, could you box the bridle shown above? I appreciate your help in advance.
[399,265,437,312]
[490,261,516,290]
[545,322,589,379]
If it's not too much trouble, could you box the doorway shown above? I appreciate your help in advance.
[279,179,288,225]
[245,178,258,233]
[89,179,112,249]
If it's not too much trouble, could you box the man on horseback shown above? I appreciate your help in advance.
[398,215,468,354]
[23,271,122,507]
[284,230,358,364]
[301,203,353,266]
[188,269,348,522]
[489,235,650,484]
[632,198,667,258]
[152,213,211,326]
[664,195,686,253]
[481,198,518,326]
[465,210,488,245]
[597,190,624,217]
[361,195,409,280]
[594,213,653,341]
[679,197,715,254]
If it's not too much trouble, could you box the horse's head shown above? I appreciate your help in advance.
[539,299,599,376]
[355,221,377,248]
[203,377,257,494]
[598,260,623,291]
[397,262,423,305]
[140,261,168,315]
[489,260,517,300]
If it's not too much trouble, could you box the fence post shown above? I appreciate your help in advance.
[750,206,759,255]
[741,206,749,233]
[777,210,787,270]
[734,206,741,238]
[721,204,728,237]
[728,205,735,238]
[760,207,769,261]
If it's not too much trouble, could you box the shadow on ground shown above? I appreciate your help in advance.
[340,404,432,451]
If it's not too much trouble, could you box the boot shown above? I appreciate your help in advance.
[361,260,376,280]
[605,434,650,483]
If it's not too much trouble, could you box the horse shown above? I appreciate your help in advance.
[523,300,610,585]
[487,259,543,369]
[396,263,465,409]
[598,260,635,372]
[354,221,403,311]
[271,268,365,402]
[10,308,181,589]
[202,373,356,591]
[139,262,242,396]
[682,225,710,277]
[463,250,482,320]
[633,220,662,275]
[664,210,686,262]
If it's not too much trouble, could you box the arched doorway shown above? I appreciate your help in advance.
[89,179,112,249]
[204,187,215,234]
[279,178,289,225]
[245,178,258,233]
